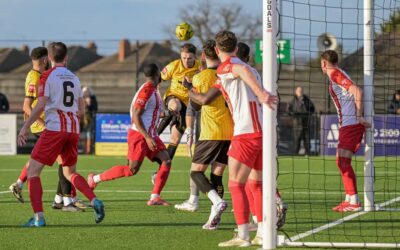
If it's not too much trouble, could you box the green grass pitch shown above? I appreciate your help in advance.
[0,155,399,249]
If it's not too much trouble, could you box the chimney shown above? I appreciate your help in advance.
[87,41,97,54]
[20,44,29,54]
[118,39,130,62]
[162,40,172,50]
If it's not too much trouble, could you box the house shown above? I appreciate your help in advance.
[0,46,30,73]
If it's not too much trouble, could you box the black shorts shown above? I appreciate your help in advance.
[192,140,231,165]
[165,95,187,130]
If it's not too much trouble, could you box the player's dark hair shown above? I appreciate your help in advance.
[320,50,339,65]
[202,40,218,60]
[215,30,237,53]
[181,43,196,54]
[48,42,68,63]
[30,47,48,60]
[237,42,250,62]
[143,63,160,78]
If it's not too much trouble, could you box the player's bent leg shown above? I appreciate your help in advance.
[63,165,105,224]
[167,126,182,159]
[247,170,264,246]
[148,151,172,206]
[23,159,46,227]
[9,161,29,203]
[88,162,138,190]
[174,163,201,212]
[210,162,226,198]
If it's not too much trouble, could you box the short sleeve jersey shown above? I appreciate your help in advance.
[192,68,233,141]
[39,66,82,134]
[215,57,262,137]
[130,82,163,138]
[328,68,357,127]
[24,69,45,134]
[161,59,200,106]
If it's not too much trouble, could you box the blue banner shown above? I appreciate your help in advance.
[320,115,400,156]
[95,113,131,143]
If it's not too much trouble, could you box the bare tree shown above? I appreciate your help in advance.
[164,0,261,47]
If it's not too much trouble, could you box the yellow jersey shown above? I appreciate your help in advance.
[161,59,200,106]
[192,68,233,141]
[24,69,45,134]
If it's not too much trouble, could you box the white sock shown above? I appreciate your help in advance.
[188,195,199,204]
[34,212,44,220]
[345,194,351,202]
[63,197,73,206]
[71,196,77,203]
[54,194,63,204]
[207,190,223,205]
[207,205,216,223]
[350,194,359,204]
[16,179,24,188]
[257,222,263,237]
[252,215,258,224]
[237,224,250,240]
[150,194,160,200]
[93,175,101,183]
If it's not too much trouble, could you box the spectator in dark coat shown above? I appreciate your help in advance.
[82,86,98,154]
[289,86,315,155]
[0,92,9,113]
[388,90,400,114]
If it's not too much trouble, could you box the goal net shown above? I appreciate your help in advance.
[263,0,400,248]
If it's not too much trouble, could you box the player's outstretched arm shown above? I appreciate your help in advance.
[183,76,221,105]
[18,96,47,146]
[348,84,371,128]
[131,107,156,151]
[232,64,278,109]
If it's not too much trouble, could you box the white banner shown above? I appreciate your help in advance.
[0,114,17,155]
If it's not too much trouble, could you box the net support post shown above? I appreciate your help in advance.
[262,0,278,249]
[363,0,375,212]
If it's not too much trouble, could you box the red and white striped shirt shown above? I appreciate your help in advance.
[328,68,358,127]
[130,82,163,138]
[215,56,262,137]
[39,66,82,134]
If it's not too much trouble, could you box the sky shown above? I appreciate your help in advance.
[0,0,397,56]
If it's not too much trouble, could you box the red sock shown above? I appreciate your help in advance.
[71,185,76,198]
[152,164,171,195]
[28,176,43,213]
[18,163,29,182]
[245,181,255,216]
[247,180,263,223]
[336,157,357,195]
[229,181,249,225]
[276,189,282,199]
[71,173,96,202]
[99,165,133,181]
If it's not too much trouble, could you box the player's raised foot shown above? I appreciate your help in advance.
[338,203,362,212]
[9,183,24,203]
[210,201,228,228]
[92,198,105,224]
[62,204,83,212]
[234,223,257,232]
[74,199,91,209]
[51,201,63,210]
[332,201,349,211]
[174,200,198,212]
[22,217,46,227]
[151,171,157,185]
[251,235,263,246]
[147,197,170,206]
[218,234,251,247]
[87,173,97,190]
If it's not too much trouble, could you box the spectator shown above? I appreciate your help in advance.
[0,92,9,113]
[82,86,98,154]
[289,86,315,155]
[388,90,400,114]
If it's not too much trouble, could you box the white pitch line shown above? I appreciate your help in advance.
[287,195,400,243]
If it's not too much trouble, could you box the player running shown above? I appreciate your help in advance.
[87,63,173,206]
[17,42,105,227]
[9,47,85,212]
[175,40,233,230]
[320,50,371,212]
[185,31,277,247]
